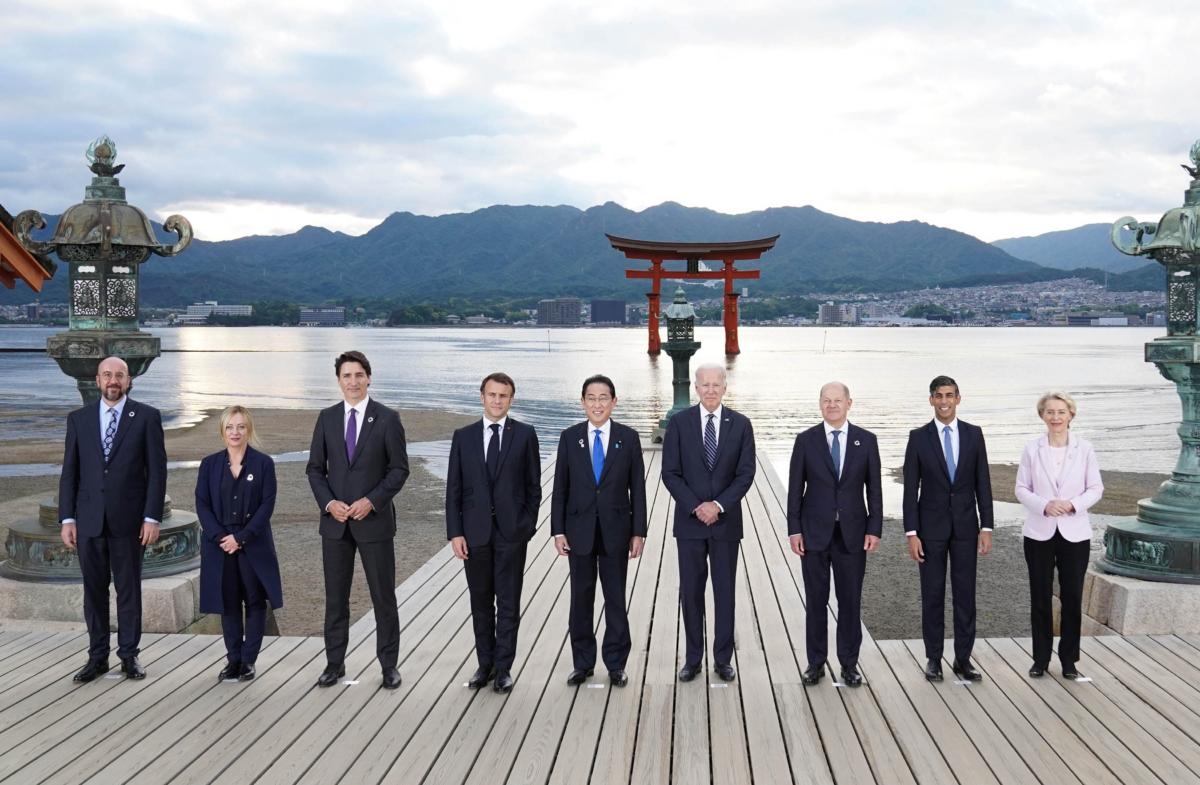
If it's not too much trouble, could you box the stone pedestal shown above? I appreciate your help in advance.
[0,568,200,632]
[1076,562,1200,635]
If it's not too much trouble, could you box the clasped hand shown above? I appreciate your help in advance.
[694,501,721,525]
[1043,499,1075,517]
[329,497,374,522]
[218,534,240,554]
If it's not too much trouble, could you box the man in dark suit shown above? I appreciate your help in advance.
[446,372,542,693]
[59,356,167,682]
[787,382,881,688]
[662,362,756,683]
[307,350,410,689]
[551,375,647,688]
[903,375,994,682]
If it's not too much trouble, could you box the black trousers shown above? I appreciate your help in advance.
[1024,531,1090,668]
[220,550,268,665]
[677,538,739,668]
[919,534,977,663]
[801,525,866,670]
[463,537,528,671]
[322,527,400,669]
[568,524,632,672]
[78,530,143,662]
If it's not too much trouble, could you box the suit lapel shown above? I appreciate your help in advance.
[348,400,377,468]
[815,426,838,481]
[106,399,136,462]
[84,404,105,466]
[709,407,733,470]
[209,454,225,522]
[597,422,621,487]
[495,418,518,478]
[1058,434,1080,493]
[926,421,951,482]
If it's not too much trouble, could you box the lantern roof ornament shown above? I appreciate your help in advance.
[664,287,696,321]
[1112,139,1200,258]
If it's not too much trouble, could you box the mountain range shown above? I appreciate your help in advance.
[0,202,1164,306]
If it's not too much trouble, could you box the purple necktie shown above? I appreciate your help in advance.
[346,408,358,463]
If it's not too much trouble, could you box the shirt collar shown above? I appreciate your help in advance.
[344,395,370,415]
[935,418,959,434]
[101,397,127,417]
[823,420,849,437]
[700,403,723,421]
[587,419,611,437]
[483,414,507,431]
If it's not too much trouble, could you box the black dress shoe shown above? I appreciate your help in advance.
[714,663,736,682]
[566,668,594,686]
[316,664,345,687]
[802,663,825,686]
[382,666,402,690]
[467,667,496,689]
[1061,664,1080,680]
[73,660,109,683]
[493,670,514,693]
[952,660,982,681]
[609,670,628,687]
[239,663,256,681]
[925,659,943,682]
[841,667,863,687]
[121,657,146,680]
[218,661,242,682]
[1028,664,1046,678]
[678,663,701,682]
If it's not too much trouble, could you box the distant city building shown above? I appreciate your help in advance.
[24,303,40,320]
[589,298,626,325]
[445,314,461,324]
[464,314,490,325]
[177,300,253,325]
[1064,312,1128,327]
[817,302,859,325]
[537,297,582,326]
[299,306,346,327]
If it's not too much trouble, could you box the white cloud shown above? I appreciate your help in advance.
[1,0,1198,244]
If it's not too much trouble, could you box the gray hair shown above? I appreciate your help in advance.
[1036,391,1077,418]
[820,381,850,400]
[693,363,727,383]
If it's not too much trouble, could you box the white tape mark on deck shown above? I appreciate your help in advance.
[832,682,847,688]
[1072,676,1094,683]
[343,680,359,686]
[710,683,729,689]
[104,674,122,679]
[586,684,606,689]
[953,680,973,686]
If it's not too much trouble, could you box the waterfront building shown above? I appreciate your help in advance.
[589,298,626,325]
[817,302,859,325]
[299,306,346,326]
[537,297,582,325]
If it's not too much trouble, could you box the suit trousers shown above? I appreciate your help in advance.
[322,526,400,669]
[220,550,268,665]
[801,525,866,670]
[677,538,739,668]
[1024,531,1090,668]
[78,529,143,661]
[463,536,528,671]
[568,523,632,672]
[919,534,977,663]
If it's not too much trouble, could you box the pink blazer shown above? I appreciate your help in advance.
[1015,433,1103,542]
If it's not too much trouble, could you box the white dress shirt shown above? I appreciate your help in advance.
[699,403,723,448]
[589,419,611,456]
[483,414,508,454]
[343,396,370,443]
[823,420,848,477]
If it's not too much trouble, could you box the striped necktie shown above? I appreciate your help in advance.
[704,413,717,470]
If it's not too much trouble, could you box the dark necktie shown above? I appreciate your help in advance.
[486,423,500,479]
[103,407,117,462]
[704,413,717,470]
[830,429,842,480]
[346,408,358,463]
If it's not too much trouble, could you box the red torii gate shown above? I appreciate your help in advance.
[606,234,779,355]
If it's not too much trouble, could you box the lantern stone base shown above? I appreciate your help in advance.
[0,568,201,633]
[1077,560,1200,635]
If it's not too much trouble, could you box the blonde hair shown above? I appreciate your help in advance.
[218,405,263,449]
[1036,391,1077,418]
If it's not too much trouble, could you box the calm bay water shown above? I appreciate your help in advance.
[0,325,1179,478]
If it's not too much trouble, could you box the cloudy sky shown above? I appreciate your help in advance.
[1,0,1196,242]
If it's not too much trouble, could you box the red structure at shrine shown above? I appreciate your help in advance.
[606,234,779,355]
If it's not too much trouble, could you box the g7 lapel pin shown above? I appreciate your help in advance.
[246,473,254,482]
[854,440,860,446]
[128,411,136,418]
[367,416,374,423]
[578,438,586,448]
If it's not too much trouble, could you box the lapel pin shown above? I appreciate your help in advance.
[854,440,860,446]
[246,473,254,482]
[367,416,374,424]
[614,441,622,450]
[578,439,586,448]
[128,411,136,417]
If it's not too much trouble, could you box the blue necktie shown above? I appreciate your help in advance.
[103,407,117,462]
[591,428,604,484]
[830,429,842,480]
[943,425,956,483]
[704,413,717,470]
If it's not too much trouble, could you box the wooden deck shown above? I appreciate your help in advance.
[2,451,1198,784]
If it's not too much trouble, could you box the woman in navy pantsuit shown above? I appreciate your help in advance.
[196,406,284,682]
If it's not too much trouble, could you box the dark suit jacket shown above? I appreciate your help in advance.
[306,398,410,543]
[58,398,167,538]
[661,404,756,541]
[902,419,994,540]
[550,421,648,555]
[196,446,284,613]
[786,422,883,551]
[445,417,542,546]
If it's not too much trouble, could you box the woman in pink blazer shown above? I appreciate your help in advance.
[1015,391,1103,680]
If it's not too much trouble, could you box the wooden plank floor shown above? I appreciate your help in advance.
[2,450,1197,784]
